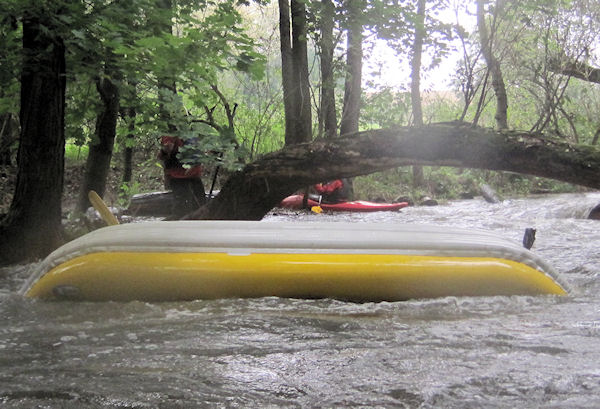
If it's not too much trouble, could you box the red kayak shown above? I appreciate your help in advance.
[280,194,409,212]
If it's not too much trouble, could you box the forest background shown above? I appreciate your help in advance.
[1,0,599,264]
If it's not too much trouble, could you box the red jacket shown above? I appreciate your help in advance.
[314,180,343,194]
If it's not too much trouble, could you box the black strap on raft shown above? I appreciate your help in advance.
[522,228,536,249]
[208,153,223,199]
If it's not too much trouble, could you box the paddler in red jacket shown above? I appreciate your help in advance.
[313,179,351,203]
[158,135,206,218]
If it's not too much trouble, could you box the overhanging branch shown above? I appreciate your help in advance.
[548,58,600,84]
[185,122,600,220]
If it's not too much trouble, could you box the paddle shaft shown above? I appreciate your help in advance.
[88,190,119,226]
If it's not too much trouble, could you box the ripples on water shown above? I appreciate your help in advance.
[1,193,599,408]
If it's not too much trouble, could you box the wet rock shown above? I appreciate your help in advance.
[420,197,438,206]
[589,203,600,220]
[480,183,502,203]
[522,228,536,249]
[394,196,414,206]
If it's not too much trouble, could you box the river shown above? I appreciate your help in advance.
[1,192,599,408]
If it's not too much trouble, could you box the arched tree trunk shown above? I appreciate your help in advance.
[548,58,600,85]
[0,12,66,265]
[185,122,600,221]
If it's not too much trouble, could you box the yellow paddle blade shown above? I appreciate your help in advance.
[88,190,119,226]
[311,206,323,214]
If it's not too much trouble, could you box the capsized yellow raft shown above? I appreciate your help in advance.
[21,221,569,302]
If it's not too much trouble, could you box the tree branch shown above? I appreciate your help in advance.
[548,58,600,84]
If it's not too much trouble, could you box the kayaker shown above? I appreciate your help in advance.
[158,135,206,218]
[313,178,351,203]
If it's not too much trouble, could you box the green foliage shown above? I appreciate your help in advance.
[361,87,411,129]
[354,167,579,203]
[0,6,21,115]
[4,0,600,207]
[118,180,142,207]
[177,123,247,172]
[65,143,88,163]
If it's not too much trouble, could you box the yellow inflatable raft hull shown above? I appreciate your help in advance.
[22,221,569,302]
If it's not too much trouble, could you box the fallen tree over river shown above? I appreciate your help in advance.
[185,121,600,220]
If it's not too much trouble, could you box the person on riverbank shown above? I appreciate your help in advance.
[158,135,206,218]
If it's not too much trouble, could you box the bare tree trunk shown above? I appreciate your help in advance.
[122,106,136,183]
[338,0,364,199]
[279,0,295,143]
[279,0,312,145]
[291,0,312,142]
[592,127,600,145]
[153,0,178,132]
[477,0,508,130]
[0,12,66,265]
[410,0,426,187]
[318,0,337,139]
[77,69,120,212]
[339,0,363,137]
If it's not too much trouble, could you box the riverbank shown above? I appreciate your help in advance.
[0,160,165,217]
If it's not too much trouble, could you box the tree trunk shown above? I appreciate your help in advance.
[77,73,120,212]
[476,0,508,130]
[338,0,363,199]
[184,122,600,221]
[123,145,133,183]
[0,113,19,166]
[279,0,312,145]
[290,0,312,143]
[318,0,337,139]
[153,0,178,132]
[410,0,426,187]
[339,0,363,137]
[278,0,295,144]
[121,107,136,183]
[0,13,66,265]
